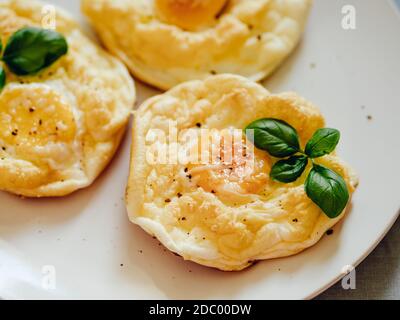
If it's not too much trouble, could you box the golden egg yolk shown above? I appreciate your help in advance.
[155,0,228,31]
[0,86,76,166]
[189,130,271,196]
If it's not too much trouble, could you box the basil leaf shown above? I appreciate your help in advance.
[305,164,349,218]
[270,155,308,183]
[245,118,300,157]
[305,128,340,158]
[3,27,68,76]
[0,66,5,92]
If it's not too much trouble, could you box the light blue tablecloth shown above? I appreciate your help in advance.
[317,217,400,300]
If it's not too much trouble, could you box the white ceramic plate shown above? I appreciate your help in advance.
[0,0,399,300]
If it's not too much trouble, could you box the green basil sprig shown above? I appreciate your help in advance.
[245,118,349,218]
[270,155,309,183]
[305,164,349,218]
[0,41,4,91]
[246,118,300,157]
[0,27,68,91]
[0,66,5,91]
[305,128,340,158]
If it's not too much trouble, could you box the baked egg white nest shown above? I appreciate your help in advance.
[82,0,312,90]
[0,0,135,197]
[126,74,358,271]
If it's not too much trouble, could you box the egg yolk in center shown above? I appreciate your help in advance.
[189,129,271,196]
[155,0,227,31]
[0,86,76,165]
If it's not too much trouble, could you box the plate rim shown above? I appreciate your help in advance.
[307,211,400,299]
[1,0,400,300]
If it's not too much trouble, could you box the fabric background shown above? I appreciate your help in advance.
[317,216,400,300]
